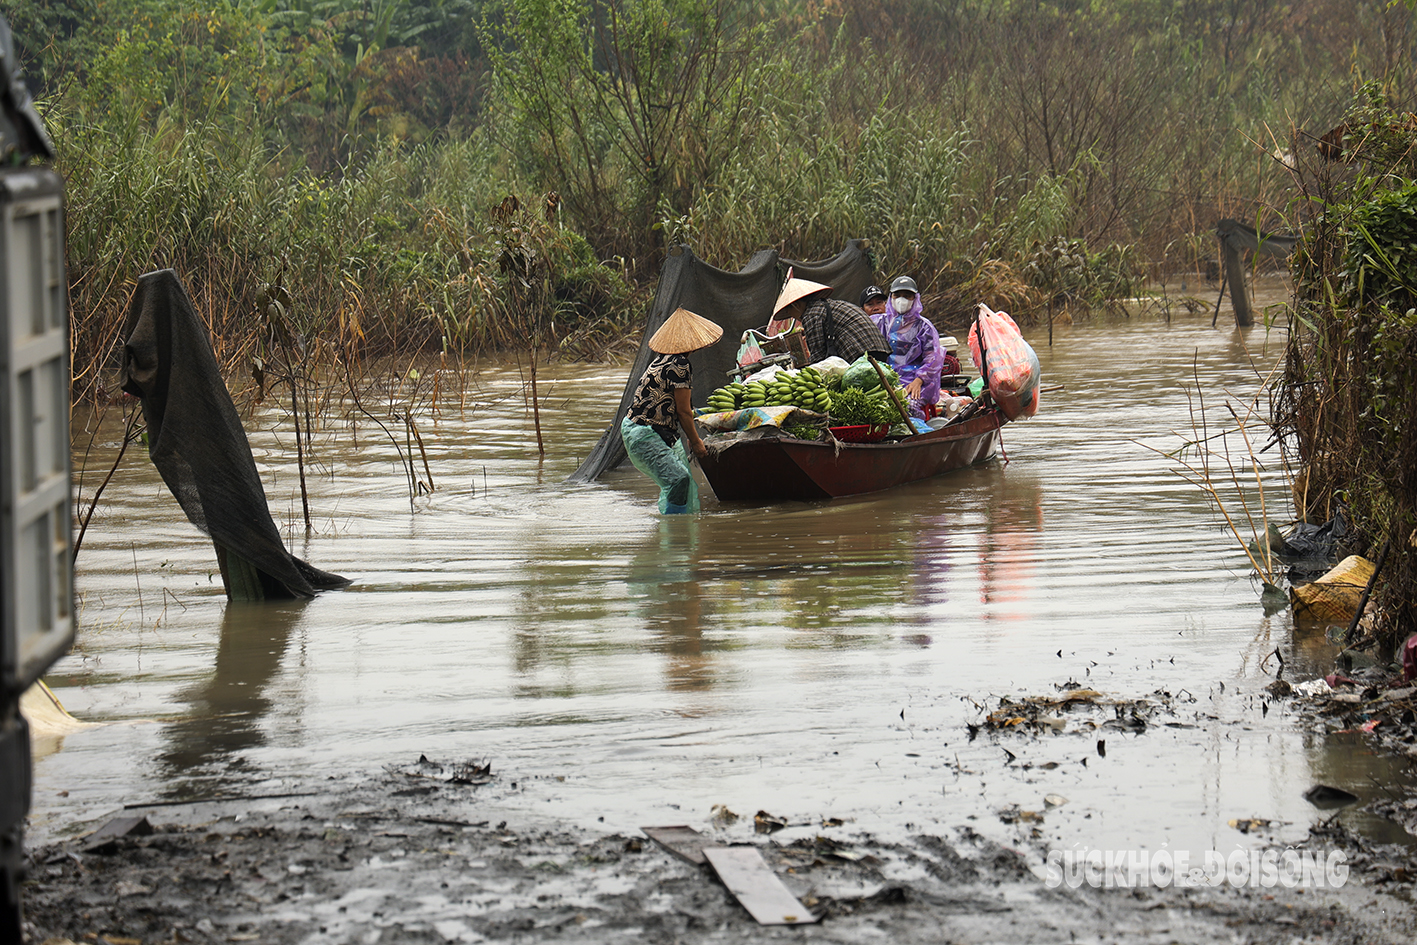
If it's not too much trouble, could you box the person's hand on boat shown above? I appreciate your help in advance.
[672,386,709,460]
[905,377,924,399]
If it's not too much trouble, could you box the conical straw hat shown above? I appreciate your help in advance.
[648,307,723,354]
[772,276,832,315]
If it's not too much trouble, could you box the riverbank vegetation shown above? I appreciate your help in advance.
[8,0,1415,396]
[1277,85,1417,653]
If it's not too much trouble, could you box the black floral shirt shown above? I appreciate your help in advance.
[627,353,692,444]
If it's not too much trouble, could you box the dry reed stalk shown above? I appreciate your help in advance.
[74,406,142,561]
[288,364,311,530]
[1224,402,1273,564]
[430,354,444,418]
[306,344,341,441]
[403,411,435,495]
[343,358,419,510]
[529,345,545,456]
[1145,354,1285,587]
[69,267,132,402]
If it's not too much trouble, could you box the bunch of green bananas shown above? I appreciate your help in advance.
[703,368,834,413]
[710,366,832,412]
[705,382,746,412]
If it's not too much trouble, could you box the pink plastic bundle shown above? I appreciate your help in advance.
[967,303,1041,420]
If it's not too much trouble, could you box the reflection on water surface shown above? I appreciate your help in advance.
[35,311,1415,862]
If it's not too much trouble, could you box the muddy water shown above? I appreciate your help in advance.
[34,296,1415,867]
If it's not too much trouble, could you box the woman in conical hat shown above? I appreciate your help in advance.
[620,307,723,514]
[770,269,889,366]
[770,274,833,328]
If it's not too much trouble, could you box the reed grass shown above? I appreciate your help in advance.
[1271,87,1417,652]
[26,0,1414,404]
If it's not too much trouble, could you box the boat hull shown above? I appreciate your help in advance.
[698,411,1004,502]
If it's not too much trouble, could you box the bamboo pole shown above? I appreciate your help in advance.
[866,354,915,430]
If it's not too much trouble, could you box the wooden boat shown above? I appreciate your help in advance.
[698,408,1004,502]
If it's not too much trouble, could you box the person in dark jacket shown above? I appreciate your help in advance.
[770,276,888,365]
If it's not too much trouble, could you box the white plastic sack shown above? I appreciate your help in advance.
[807,356,851,385]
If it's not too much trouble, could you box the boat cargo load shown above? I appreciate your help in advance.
[968,303,1041,421]
[566,241,874,483]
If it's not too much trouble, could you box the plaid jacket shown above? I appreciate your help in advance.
[802,298,890,364]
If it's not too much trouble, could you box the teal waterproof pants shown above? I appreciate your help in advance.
[621,416,700,514]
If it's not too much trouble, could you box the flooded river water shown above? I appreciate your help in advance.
[33,301,1415,872]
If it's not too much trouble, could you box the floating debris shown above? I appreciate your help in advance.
[754,810,789,834]
[1228,817,1283,834]
[1290,670,1417,757]
[1291,555,1375,623]
[976,684,1176,736]
[711,804,739,827]
[389,754,494,786]
[1303,785,1360,810]
[774,834,878,866]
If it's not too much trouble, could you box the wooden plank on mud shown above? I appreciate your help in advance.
[702,845,819,926]
[81,815,153,854]
[641,825,721,866]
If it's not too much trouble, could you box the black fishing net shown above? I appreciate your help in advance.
[567,240,875,482]
[118,269,349,598]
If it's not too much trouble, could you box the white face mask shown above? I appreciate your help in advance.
[892,296,913,314]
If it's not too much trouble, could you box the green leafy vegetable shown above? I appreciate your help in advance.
[828,388,897,426]
[782,422,823,440]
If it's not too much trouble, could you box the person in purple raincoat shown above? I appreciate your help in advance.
[872,275,944,417]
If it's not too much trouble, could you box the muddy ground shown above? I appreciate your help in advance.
[20,755,1417,945]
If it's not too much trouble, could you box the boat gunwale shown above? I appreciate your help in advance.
[703,409,1003,455]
